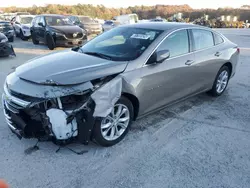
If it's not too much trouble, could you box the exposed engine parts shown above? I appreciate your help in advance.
[2,72,122,145]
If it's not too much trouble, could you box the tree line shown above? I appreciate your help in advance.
[1,4,250,21]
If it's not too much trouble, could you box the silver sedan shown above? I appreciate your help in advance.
[2,23,239,147]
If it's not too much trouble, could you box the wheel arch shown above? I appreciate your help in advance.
[122,93,139,120]
[223,62,233,77]
[45,31,56,43]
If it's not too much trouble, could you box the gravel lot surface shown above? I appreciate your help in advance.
[0,29,250,188]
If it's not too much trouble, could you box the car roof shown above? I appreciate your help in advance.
[38,14,66,17]
[76,16,90,18]
[18,15,35,18]
[122,22,205,31]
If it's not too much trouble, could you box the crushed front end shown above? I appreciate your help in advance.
[2,73,117,145]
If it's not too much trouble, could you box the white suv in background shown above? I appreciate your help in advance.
[11,15,34,40]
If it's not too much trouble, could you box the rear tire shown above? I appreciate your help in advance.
[92,96,134,147]
[46,34,55,50]
[31,32,39,45]
[209,66,230,97]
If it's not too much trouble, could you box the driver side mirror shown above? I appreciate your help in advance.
[38,22,44,27]
[147,50,170,64]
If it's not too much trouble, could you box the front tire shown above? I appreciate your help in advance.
[209,66,230,97]
[46,34,55,50]
[93,96,134,147]
[31,32,39,45]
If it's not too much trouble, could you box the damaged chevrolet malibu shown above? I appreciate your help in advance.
[2,23,239,147]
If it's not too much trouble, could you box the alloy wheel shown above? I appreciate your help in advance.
[101,104,130,141]
[216,70,229,93]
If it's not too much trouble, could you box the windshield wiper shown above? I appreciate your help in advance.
[83,52,113,60]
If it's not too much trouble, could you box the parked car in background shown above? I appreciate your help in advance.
[11,15,35,40]
[0,21,14,42]
[30,14,87,50]
[68,15,102,35]
[102,20,120,32]
[150,18,167,22]
[138,19,150,23]
[15,12,31,16]
[2,23,239,147]
[95,18,105,25]
[0,13,16,21]
[114,14,139,24]
[0,33,15,57]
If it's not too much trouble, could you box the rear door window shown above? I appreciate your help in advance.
[192,29,214,51]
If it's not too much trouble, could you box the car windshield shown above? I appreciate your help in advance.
[45,16,73,26]
[20,17,33,24]
[80,27,163,61]
[79,16,92,23]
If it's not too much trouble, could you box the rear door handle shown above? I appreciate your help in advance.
[185,60,195,66]
[215,52,222,57]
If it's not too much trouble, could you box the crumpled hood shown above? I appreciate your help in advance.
[15,50,128,85]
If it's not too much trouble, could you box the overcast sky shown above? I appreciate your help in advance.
[1,0,249,9]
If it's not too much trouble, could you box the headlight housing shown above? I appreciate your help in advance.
[0,38,8,43]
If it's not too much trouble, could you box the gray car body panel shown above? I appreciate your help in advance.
[5,23,239,118]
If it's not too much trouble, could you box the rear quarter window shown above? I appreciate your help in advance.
[213,33,224,45]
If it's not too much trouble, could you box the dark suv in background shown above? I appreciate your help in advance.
[0,21,14,42]
[68,15,102,35]
[30,14,87,50]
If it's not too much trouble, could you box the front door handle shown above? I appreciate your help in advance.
[185,60,195,66]
[215,52,222,57]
